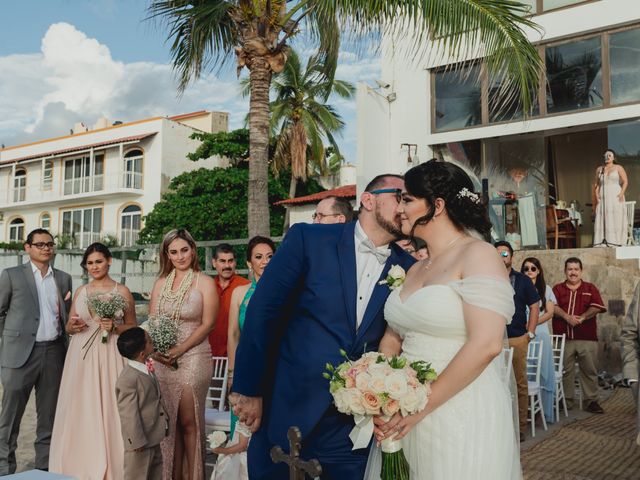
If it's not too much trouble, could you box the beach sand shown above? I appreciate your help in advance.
[0,384,37,472]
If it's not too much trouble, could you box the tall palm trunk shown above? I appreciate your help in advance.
[247,57,272,237]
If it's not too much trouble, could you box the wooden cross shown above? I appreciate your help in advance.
[271,426,323,480]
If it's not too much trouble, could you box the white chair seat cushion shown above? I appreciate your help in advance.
[205,409,231,431]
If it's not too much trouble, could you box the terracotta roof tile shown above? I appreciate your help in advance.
[275,184,356,206]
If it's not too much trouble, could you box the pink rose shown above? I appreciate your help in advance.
[362,391,381,415]
[344,375,356,388]
[382,398,400,417]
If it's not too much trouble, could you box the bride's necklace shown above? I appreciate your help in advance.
[158,268,194,321]
[423,235,465,270]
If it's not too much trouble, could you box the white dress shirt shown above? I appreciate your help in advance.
[31,262,60,341]
[127,359,150,375]
[354,222,388,329]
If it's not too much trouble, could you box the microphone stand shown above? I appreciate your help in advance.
[592,164,621,247]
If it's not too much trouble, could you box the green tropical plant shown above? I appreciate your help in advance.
[149,0,542,236]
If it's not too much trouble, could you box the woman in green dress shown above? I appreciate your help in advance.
[227,236,276,436]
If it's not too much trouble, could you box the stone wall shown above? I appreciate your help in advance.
[513,247,639,375]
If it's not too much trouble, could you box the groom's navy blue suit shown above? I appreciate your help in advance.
[233,221,415,479]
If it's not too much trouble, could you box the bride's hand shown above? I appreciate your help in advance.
[373,411,426,442]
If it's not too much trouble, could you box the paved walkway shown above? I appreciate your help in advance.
[522,388,639,479]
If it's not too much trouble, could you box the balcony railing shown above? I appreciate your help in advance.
[120,229,140,247]
[64,174,104,195]
[12,186,26,202]
[122,171,143,189]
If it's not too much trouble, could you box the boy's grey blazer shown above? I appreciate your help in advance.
[0,263,73,368]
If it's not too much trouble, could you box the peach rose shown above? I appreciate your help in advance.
[382,398,400,417]
[362,391,382,415]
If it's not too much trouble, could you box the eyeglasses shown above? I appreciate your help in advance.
[31,242,55,250]
[369,188,402,203]
[524,266,538,273]
[312,212,341,221]
[499,251,510,258]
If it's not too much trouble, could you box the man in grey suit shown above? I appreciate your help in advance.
[621,280,640,446]
[0,228,72,474]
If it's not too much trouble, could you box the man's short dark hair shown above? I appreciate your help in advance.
[25,228,53,245]
[213,243,235,260]
[117,327,147,360]
[564,257,583,270]
[325,196,354,222]
[494,240,513,256]
[364,174,404,193]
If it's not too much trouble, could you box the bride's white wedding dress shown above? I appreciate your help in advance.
[366,275,522,479]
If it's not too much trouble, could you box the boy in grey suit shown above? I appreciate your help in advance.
[0,229,72,474]
[116,327,168,480]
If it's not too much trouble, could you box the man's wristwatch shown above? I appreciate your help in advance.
[527,331,536,340]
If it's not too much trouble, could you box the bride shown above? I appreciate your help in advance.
[369,160,521,479]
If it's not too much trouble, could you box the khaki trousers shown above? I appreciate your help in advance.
[508,334,529,432]
[563,339,599,404]
[124,444,162,480]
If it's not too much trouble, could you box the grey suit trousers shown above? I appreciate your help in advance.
[124,445,162,480]
[0,340,65,474]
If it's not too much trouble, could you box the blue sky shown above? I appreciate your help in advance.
[0,0,380,164]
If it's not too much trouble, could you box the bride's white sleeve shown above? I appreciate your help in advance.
[448,275,515,323]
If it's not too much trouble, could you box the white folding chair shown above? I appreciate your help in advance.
[502,347,514,382]
[205,356,231,433]
[625,201,636,245]
[551,334,568,419]
[527,340,547,437]
[574,362,583,410]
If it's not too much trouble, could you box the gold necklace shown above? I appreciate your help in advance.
[423,235,465,270]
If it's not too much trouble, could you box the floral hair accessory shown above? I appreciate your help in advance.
[456,188,480,204]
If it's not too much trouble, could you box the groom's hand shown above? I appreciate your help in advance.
[229,393,263,432]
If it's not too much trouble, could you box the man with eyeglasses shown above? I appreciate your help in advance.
[0,228,72,474]
[312,196,354,224]
[494,240,540,442]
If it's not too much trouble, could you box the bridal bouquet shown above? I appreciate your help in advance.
[82,291,127,359]
[141,314,180,369]
[324,350,437,480]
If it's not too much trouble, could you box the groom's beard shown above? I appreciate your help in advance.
[375,209,403,240]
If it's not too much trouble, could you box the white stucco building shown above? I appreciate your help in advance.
[357,0,640,249]
[0,110,228,247]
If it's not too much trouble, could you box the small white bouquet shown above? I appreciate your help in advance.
[324,350,437,480]
[142,314,180,369]
[82,291,127,359]
[207,431,227,450]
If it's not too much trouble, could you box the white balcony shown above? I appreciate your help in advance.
[1,172,144,209]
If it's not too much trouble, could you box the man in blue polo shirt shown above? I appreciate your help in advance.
[495,241,540,441]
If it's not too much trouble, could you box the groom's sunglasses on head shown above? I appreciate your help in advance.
[369,188,402,203]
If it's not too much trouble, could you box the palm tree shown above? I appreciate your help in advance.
[149,0,542,237]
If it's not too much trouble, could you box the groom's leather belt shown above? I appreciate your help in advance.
[35,336,63,346]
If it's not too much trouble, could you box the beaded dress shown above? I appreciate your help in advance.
[155,272,213,479]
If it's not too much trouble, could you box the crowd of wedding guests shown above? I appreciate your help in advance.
[0,184,633,479]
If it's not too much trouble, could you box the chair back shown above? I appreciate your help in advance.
[545,206,557,233]
[527,340,543,385]
[550,334,566,376]
[625,201,636,245]
[207,356,228,411]
[502,347,514,382]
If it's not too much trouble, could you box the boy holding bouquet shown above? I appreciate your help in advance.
[116,327,168,480]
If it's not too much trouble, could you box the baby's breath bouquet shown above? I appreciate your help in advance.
[82,291,127,359]
[142,314,180,369]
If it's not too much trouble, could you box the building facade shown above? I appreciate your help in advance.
[0,110,228,247]
[357,0,640,249]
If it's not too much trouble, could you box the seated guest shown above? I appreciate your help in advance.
[313,196,354,224]
[116,327,168,480]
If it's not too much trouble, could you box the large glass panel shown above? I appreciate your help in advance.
[489,73,539,123]
[43,160,53,189]
[543,0,587,11]
[608,119,640,208]
[434,64,482,131]
[610,28,640,105]
[546,37,603,114]
[519,0,537,15]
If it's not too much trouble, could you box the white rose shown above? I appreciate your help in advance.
[207,430,227,449]
[355,372,372,391]
[344,388,366,416]
[385,372,409,400]
[414,385,429,412]
[399,389,419,415]
[333,388,350,414]
[368,371,387,394]
[388,265,405,280]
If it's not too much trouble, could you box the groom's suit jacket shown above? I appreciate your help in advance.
[0,263,72,368]
[233,221,415,451]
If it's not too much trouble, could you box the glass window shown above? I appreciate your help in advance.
[546,37,603,114]
[42,160,53,189]
[120,205,142,246]
[610,28,640,105]
[124,149,143,189]
[434,64,482,132]
[40,213,51,230]
[61,206,102,248]
[489,74,540,123]
[519,0,537,15]
[543,0,588,11]
[63,154,104,195]
[13,169,26,202]
[9,218,25,243]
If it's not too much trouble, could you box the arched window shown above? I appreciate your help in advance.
[40,213,51,230]
[43,160,53,189]
[120,205,142,246]
[123,149,143,189]
[13,169,26,202]
[9,218,25,243]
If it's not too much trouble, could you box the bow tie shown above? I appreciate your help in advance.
[358,239,391,264]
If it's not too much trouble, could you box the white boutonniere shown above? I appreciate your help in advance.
[378,265,406,290]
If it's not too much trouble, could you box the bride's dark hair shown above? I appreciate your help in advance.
[404,160,492,240]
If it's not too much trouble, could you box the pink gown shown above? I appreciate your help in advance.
[49,286,126,480]
[155,274,213,480]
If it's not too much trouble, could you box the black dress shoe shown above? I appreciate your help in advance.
[586,401,604,414]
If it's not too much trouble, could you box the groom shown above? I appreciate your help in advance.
[232,174,415,479]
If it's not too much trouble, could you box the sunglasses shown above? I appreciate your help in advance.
[523,265,538,273]
[312,212,341,220]
[499,251,509,257]
[369,188,402,203]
